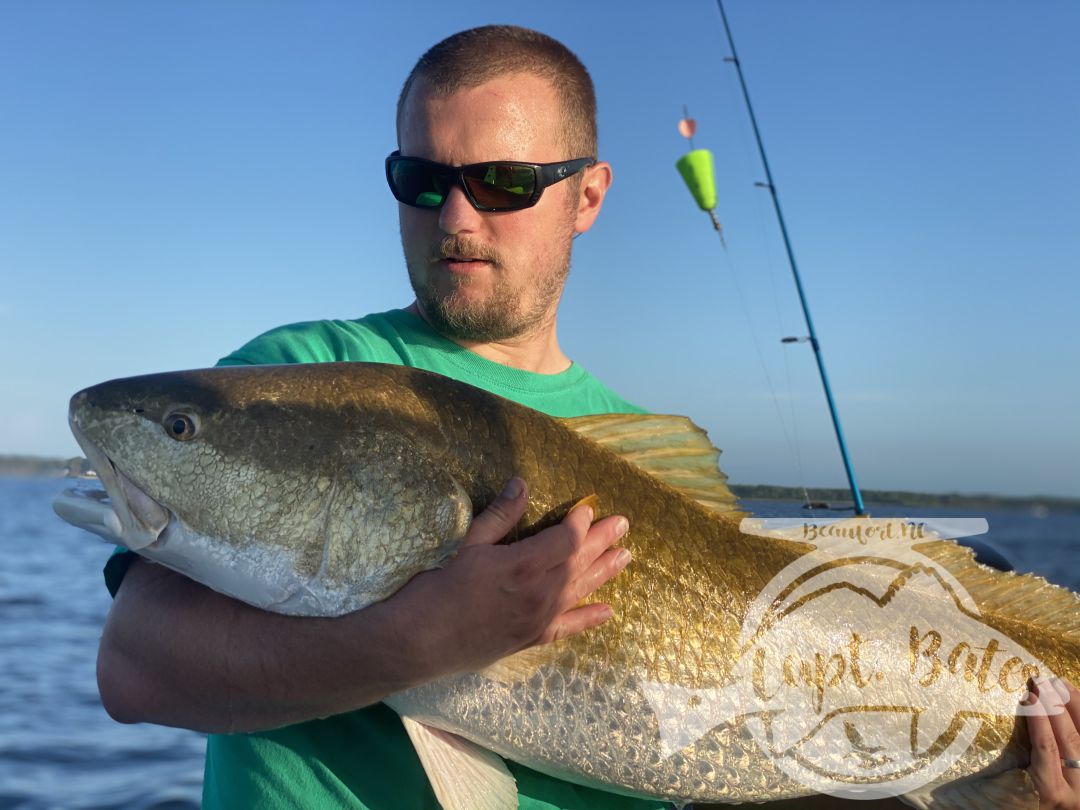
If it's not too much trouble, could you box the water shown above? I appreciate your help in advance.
[2,479,1078,808]
[1,478,204,810]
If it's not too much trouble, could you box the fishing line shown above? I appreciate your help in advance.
[686,80,814,509]
[717,59,815,510]
[709,228,808,502]
[730,81,814,512]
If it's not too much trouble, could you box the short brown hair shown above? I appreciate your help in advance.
[396,25,598,158]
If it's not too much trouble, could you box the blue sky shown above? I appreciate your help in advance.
[2,2,1077,497]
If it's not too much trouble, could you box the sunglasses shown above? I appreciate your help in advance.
[385,151,595,212]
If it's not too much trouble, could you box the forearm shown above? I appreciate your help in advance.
[97,557,436,734]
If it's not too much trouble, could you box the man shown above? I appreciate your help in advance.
[96,24,1080,810]
[97,25,664,810]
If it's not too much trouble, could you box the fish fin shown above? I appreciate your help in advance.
[913,539,1080,647]
[561,413,743,517]
[569,493,600,515]
[900,767,1038,809]
[476,646,559,686]
[400,716,518,810]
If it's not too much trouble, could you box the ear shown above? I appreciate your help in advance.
[573,161,612,236]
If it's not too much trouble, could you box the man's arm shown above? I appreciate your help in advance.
[96,478,631,734]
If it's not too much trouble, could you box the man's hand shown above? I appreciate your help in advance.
[388,477,631,675]
[1027,677,1080,809]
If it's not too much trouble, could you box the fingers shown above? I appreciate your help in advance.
[554,518,632,610]
[539,602,615,644]
[455,481,632,651]
[527,500,596,570]
[532,512,631,645]
[1043,679,1080,764]
[497,497,631,642]
[534,543,632,645]
[518,500,626,573]
[1061,678,1080,735]
[460,477,527,548]
[1026,684,1063,801]
[1025,678,1080,809]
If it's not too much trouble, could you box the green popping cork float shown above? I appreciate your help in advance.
[675,109,725,245]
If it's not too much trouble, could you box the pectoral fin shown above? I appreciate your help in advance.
[400,715,518,810]
[477,646,560,686]
[569,493,600,516]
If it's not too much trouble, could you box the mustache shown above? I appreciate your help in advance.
[434,236,500,265]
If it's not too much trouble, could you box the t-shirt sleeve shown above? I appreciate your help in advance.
[104,546,133,598]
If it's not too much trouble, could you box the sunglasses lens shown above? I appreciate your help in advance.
[463,164,537,210]
[390,160,448,208]
[388,158,540,210]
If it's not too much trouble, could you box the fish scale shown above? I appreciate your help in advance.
[56,363,1080,808]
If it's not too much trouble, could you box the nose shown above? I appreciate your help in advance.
[438,185,483,235]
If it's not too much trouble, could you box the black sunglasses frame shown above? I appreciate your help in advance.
[385,151,596,212]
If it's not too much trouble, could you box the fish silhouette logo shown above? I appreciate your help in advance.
[641,518,1064,799]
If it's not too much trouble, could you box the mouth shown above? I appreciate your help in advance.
[438,256,493,273]
[52,406,170,550]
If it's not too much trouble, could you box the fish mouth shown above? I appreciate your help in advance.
[52,403,170,550]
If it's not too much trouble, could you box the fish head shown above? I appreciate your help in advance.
[60,368,272,553]
[62,377,197,550]
[54,365,474,614]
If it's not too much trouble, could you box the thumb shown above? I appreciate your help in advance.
[461,477,527,547]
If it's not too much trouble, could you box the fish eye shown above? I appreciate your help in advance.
[163,412,199,441]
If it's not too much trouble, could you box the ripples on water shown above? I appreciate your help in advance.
[1,478,204,810]
[1,478,1078,808]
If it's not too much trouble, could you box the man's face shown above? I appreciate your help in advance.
[396,73,583,343]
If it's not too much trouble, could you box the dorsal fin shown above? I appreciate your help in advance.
[562,413,742,517]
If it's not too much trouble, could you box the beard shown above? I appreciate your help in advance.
[408,233,571,343]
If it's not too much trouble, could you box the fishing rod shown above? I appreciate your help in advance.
[677,1,866,515]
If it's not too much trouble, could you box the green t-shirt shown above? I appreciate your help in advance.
[216,308,645,419]
[109,309,663,810]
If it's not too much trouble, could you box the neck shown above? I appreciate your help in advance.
[406,301,572,374]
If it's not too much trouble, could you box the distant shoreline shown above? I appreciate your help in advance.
[728,484,1078,514]
[0,455,95,479]
[2,454,1075,513]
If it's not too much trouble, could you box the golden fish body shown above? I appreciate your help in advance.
[56,363,1080,807]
